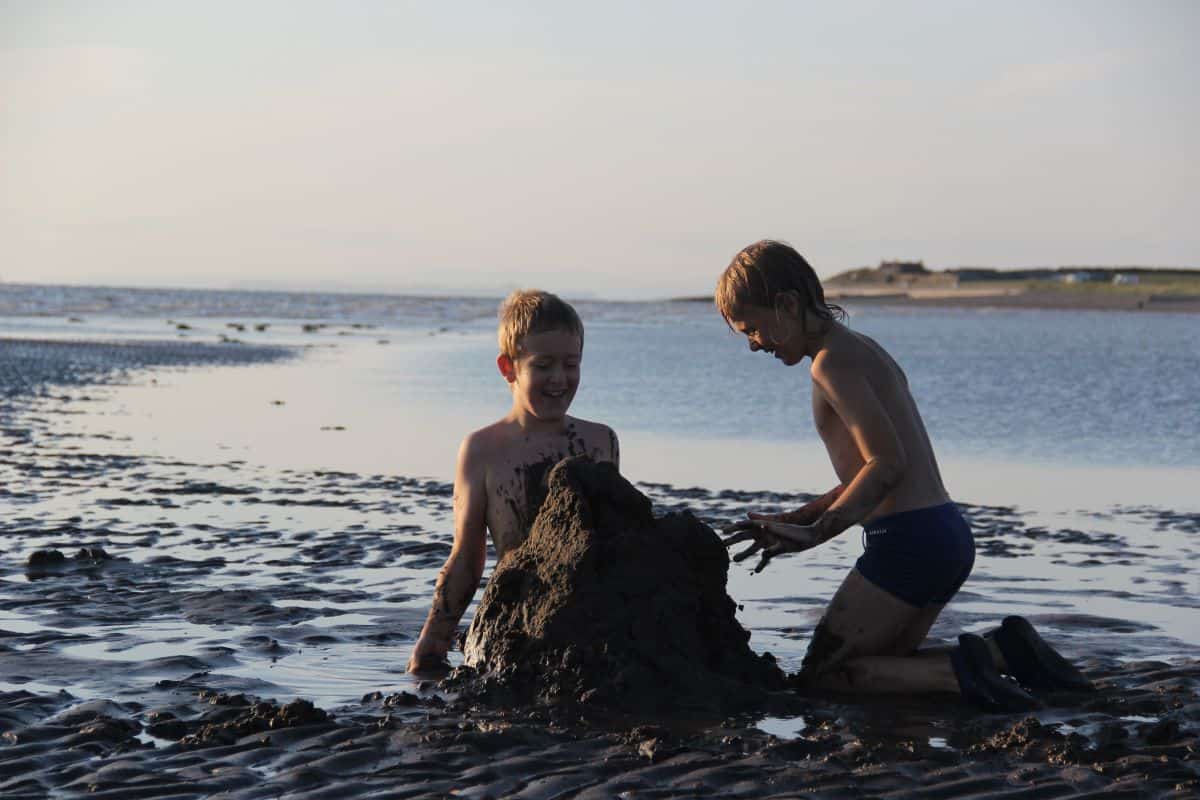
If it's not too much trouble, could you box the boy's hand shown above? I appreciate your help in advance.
[406,639,452,676]
[744,500,823,527]
[721,514,823,573]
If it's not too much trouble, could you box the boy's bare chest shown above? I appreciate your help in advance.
[811,387,842,438]
[484,437,597,553]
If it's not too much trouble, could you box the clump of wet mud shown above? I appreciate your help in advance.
[448,456,785,713]
[25,546,120,578]
[178,694,330,748]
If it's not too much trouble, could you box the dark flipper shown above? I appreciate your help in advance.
[952,633,1043,712]
[988,616,1095,692]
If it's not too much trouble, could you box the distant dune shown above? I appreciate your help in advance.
[821,262,1200,312]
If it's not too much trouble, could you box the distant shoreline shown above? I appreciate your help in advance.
[829,286,1200,313]
[673,286,1200,312]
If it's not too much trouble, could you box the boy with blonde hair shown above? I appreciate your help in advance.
[407,290,619,674]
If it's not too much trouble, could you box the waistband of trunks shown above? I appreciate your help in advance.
[862,501,960,537]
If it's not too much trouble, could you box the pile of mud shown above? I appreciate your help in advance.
[450,456,784,713]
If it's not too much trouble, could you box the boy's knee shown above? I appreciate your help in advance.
[799,620,854,680]
[795,656,867,692]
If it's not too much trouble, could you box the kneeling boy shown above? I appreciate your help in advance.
[407,290,619,674]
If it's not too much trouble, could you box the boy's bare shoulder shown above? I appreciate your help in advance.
[564,415,620,462]
[810,342,858,384]
[812,330,905,394]
[565,415,618,444]
[814,330,886,374]
[458,419,519,462]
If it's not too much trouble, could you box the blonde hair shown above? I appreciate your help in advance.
[497,290,584,359]
[715,240,846,329]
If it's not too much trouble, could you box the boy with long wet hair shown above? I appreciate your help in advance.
[718,240,1091,710]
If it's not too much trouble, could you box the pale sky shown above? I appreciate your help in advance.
[2,1,1197,299]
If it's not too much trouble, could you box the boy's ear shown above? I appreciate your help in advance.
[496,353,516,383]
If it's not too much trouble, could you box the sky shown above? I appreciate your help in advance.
[2,1,1197,299]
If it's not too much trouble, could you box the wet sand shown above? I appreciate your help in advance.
[2,337,1198,798]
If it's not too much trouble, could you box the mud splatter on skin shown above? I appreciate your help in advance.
[419,563,479,663]
[795,621,848,685]
[517,457,556,535]
[495,422,612,554]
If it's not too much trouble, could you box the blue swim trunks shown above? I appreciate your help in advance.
[854,502,975,607]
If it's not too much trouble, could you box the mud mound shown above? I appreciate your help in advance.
[178,694,331,748]
[453,456,784,713]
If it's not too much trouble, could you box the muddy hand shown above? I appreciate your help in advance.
[722,516,821,573]
[407,651,452,677]
[407,636,453,676]
[721,510,790,539]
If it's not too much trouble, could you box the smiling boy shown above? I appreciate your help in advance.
[716,240,1092,710]
[407,290,619,674]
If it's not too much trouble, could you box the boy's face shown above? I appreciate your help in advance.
[498,329,582,420]
[728,303,804,366]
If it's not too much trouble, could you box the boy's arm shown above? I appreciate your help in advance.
[724,364,906,571]
[407,435,489,674]
[786,484,843,524]
[742,485,843,526]
[808,359,907,542]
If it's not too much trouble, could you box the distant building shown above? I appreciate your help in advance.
[1061,271,1104,284]
[1112,273,1140,285]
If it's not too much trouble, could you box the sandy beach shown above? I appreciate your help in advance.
[1,332,1198,798]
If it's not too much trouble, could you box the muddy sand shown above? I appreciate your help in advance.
[2,337,1198,798]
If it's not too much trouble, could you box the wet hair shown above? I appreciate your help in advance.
[715,240,846,330]
[497,289,584,359]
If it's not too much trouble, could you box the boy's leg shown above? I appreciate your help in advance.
[809,652,959,694]
[889,603,945,655]
[797,568,959,694]
[796,571,1042,708]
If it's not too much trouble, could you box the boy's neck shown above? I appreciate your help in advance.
[802,318,838,361]
[507,406,569,435]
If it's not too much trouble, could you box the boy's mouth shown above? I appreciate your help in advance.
[543,389,567,399]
